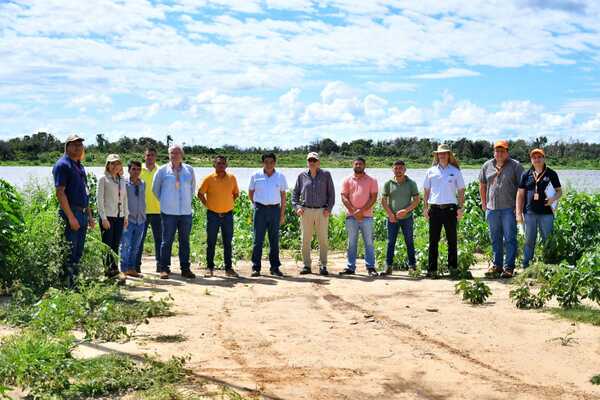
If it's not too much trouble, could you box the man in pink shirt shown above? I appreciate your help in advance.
[340,157,379,276]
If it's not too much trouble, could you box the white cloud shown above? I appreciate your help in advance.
[68,94,112,111]
[366,81,417,93]
[413,68,481,80]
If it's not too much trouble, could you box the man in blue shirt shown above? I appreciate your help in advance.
[153,144,196,279]
[249,153,288,277]
[52,134,95,287]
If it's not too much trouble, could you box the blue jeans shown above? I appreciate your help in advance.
[386,217,416,267]
[60,209,88,287]
[251,204,281,271]
[160,213,193,272]
[346,217,375,271]
[206,210,234,270]
[523,212,554,268]
[486,208,518,270]
[136,214,162,269]
[120,221,145,272]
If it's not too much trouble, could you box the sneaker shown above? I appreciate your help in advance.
[204,269,214,278]
[251,270,261,277]
[125,269,143,278]
[270,269,284,277]
[319,267,329,276]
[181,270,196,279]
[367,268,379,277]
[338,268,355,275]
[380,265,393,276]
[160,271,169,279]
[225,269,240,278]
[299,267,312,275]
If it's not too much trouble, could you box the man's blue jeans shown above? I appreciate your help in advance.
[251,204,281,272]
[120,221,145,272]
[60,209,88,287]
[486,208,518,271]
[523,212,554,268]
[346,217,375,271]
[136,214,162,270]
[386,217,416,267]
[160,213,193,272]
[206,210,234,270]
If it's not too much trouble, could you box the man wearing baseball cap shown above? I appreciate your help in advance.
[292,152,335,275]
[479,140,524,278]
[52,134,95,287]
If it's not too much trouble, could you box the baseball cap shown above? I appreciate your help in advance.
[530,148,545,157]
[65,134,84,143]
[307,152,320,160]
[494,140,509,150]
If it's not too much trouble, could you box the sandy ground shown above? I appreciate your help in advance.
[3,253,600,399]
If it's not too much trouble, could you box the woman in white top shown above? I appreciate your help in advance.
[97,154,128,281]
[423,144,465,278]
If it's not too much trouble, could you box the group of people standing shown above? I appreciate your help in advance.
[52,135,561,286]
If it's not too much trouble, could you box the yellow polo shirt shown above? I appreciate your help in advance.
[140,164,161,214]
[198,172,239,213]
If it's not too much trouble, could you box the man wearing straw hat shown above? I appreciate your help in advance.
[52,134,95,287]
[423,144,465,278]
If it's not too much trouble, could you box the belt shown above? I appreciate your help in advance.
[255,203,280,208]
[71,206,88,212]
[304,205,326,209]
[208,210,232,217]
[430,204,456,210]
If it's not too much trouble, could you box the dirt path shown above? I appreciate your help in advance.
[79,253,600,400]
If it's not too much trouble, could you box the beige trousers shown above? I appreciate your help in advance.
[301,208,329,268]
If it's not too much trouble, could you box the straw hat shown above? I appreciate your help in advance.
[432,144,453,154]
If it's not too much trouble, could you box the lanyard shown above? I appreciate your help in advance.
[533,168,546,192]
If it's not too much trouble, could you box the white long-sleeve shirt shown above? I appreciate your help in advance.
[97,172,128,220]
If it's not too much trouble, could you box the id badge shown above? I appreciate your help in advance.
[533,193,539,201]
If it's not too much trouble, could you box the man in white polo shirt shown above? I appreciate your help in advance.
[423,144,465,278]
[249,152,288,277]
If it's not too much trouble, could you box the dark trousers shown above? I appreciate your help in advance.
[136,213,162,270]
[386,217,416,267]
[60,209,88,287]
[251,204,281,272]
[206,210,234,270]
[160,213,192,272]
[99,216,125,274]
[428,206,458,273]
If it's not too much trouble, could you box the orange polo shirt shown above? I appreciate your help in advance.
[198,172,239,213]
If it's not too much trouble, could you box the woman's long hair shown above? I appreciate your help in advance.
[432,152,461,169]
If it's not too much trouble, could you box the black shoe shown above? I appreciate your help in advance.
[105,268,119,278]
[251,270,261,277]
[270,269,284,277]
[380,265,393,276]
[299,267,312,275]
[338,268,355,275]
[425,271,439,279]
[181,270,196,279]
[367,268,378,277]
[319,267,329,276]
[448,269,461,279]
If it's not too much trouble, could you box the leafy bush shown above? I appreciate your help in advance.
[509,283,546,309]
[591,374,600,385]
[0,179,24,289]
[455,279,492,305]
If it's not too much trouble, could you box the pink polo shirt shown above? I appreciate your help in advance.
[341,173,379,217]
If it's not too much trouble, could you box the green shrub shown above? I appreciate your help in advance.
[455,279,492,305]
[509,283,546,309]
[0,179,24,289]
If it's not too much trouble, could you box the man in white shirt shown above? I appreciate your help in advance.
[423,144,465,278]
[249,153,288,277]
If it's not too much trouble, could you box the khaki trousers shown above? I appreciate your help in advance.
[301,208,329,268]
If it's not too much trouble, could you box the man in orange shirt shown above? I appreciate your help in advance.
[198,155,240,277]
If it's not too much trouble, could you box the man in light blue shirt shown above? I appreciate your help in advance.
[153,144,196,279]
[248,152,288,277]
[423,144,465,278]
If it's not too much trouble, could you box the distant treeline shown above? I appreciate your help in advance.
[1,132,600,168]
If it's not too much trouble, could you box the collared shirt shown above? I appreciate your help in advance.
[292,169,335,212]
[152,162,196,216]
[423,164,465,205]
[382,176,419,218]
[519,167,561,215]
[341,173,378,217]
[479,158,524,210]
[198,172,239,213]
[97,172,128,219]
[126,178,146,224]
[140,163,160,214]
[52,154,89,208]
[249,169,288,205]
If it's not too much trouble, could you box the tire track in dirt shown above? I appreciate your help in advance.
[313,283,596,400]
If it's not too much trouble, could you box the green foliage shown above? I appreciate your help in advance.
[547,305,600,326]
[591,374,600,385]
[0,179,24,287]
[455,279,492,305]
[509,283,546,309]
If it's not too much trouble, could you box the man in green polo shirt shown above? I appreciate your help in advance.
[381,160,420,275]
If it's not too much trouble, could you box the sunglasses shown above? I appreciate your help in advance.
[308,158,318,163]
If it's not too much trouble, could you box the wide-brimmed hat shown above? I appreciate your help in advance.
[432,144,453,154]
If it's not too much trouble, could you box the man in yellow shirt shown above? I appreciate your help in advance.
[137,147,162,273]
[198,155,240,277]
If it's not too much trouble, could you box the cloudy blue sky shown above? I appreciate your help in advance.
[1,0,600,148]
